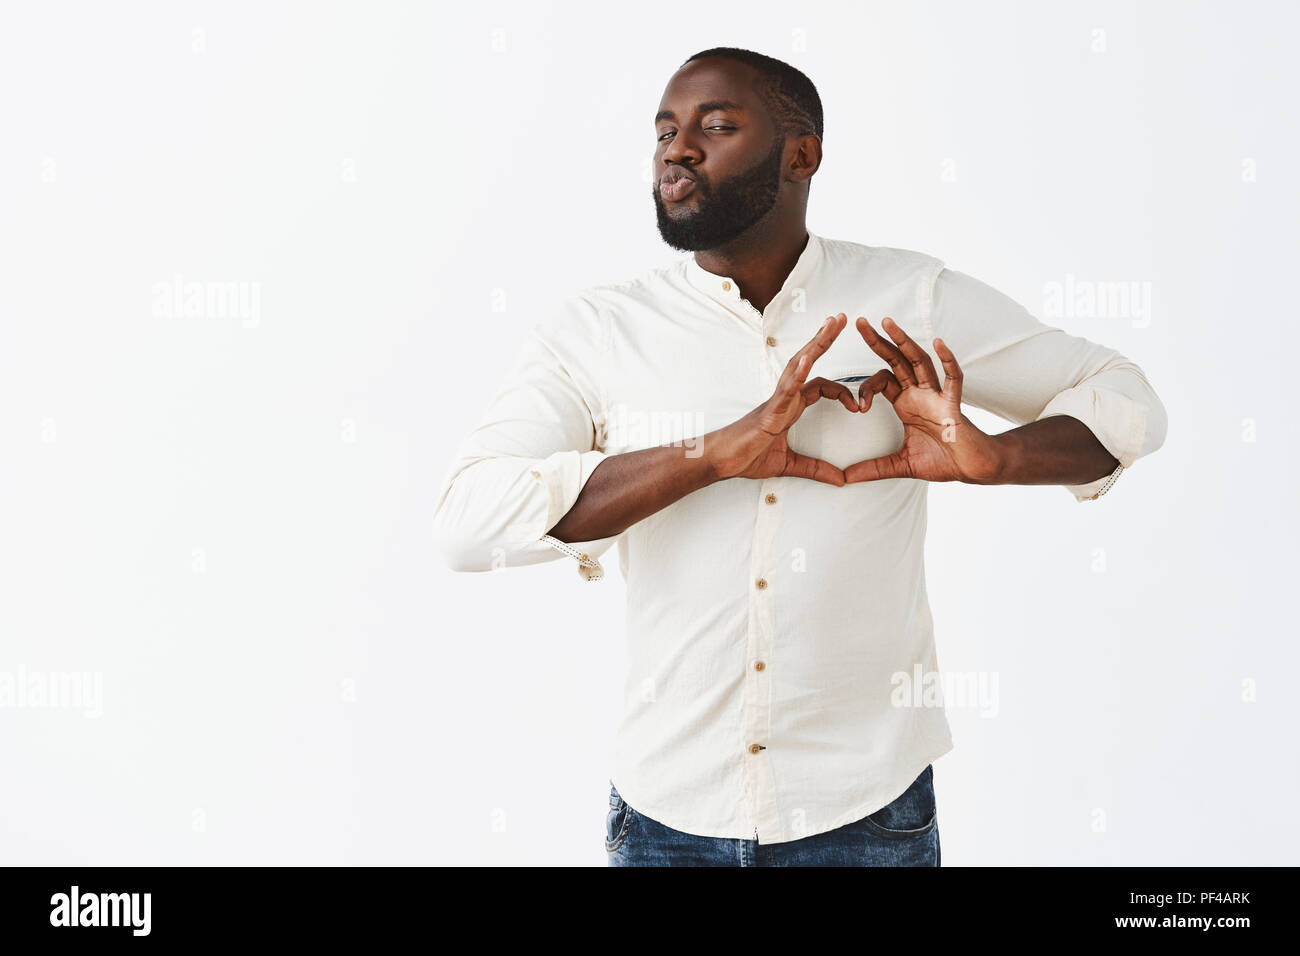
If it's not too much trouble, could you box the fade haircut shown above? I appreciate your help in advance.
[682,47,824,142]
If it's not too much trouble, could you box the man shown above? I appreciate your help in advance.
[433,47,1167,866]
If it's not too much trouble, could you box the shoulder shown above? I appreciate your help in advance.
[532,286,611,353]
[582,258,686,315]
[542,258,688,343]
[533,262,677,357]
[815,236,948,313]
[817,235,945,278]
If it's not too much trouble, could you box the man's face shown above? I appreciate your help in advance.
[652,58,787,251]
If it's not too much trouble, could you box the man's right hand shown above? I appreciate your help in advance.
[543,313,855,545]
[706,312,858,487]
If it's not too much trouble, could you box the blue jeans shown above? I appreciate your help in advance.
[606,765,939,866]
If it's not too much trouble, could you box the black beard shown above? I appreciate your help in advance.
[652,136,785,252]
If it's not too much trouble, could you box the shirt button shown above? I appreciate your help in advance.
[754,660,766,671]
[749,744,763,755]
[721,280,732,292]
[755,578,767,590]
[765,336,777,347]
[764,493,777,505]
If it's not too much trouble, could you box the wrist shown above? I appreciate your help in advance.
[699,423,736,484]
[977,430,1021,485]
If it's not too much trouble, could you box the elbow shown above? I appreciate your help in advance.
[431,458,553,572]
[1143,393,1169,458]
[432,488,489,573]
[434,535,481,573]
[432,511,489,573]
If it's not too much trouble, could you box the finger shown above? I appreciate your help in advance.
[784,450,847,487]
[775,314,844,405]
[856,316,916,387]
[776,352,811,397]
[856,369,902,412]
[801,376,860,412]
[881,317,940,389]
[844,450,910,483]
[933,336,963,406]
[784,313,847,381]
[791,352,811,386]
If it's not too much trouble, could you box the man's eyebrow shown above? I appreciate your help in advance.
[654,99,746,124]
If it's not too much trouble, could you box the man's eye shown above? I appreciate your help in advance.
[657,126,734,142]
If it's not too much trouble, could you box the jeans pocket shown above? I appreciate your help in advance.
[861,765,937,840]
[605,782,635,851]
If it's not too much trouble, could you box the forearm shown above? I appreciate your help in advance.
[983,415,1119,486]
[547,441,719,543]
[537,315,852,544]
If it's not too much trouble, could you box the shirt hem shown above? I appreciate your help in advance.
[611,738,956,845]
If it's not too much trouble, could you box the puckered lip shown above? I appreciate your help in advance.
[659,167,696,186]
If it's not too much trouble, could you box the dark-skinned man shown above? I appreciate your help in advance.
[434,47,1166,867]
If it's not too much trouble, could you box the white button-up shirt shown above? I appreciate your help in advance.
[432,230,1167,844]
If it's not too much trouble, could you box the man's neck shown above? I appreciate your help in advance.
[693,217,809,316]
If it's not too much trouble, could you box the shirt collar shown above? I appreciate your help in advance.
[683,230,824,310]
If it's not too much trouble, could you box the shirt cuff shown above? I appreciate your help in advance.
[539,534,606,581]
[526,448,615,580]
[1035,385,1149,501]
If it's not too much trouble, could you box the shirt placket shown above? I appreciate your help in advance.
[716,279,787,844]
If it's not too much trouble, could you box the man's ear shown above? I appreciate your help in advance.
[789,134,822,184]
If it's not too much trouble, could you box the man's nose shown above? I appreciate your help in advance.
[662,131,701,167]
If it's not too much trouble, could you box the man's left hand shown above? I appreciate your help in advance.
[844,316,1005,484]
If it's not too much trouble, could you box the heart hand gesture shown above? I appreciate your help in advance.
[844,317,1003,484]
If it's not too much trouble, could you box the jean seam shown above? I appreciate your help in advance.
[860,810,938,841]
[605,806,636,852]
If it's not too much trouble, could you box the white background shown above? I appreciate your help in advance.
[1,0,1295,865]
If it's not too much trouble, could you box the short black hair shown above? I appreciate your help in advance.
[682,47,823,142]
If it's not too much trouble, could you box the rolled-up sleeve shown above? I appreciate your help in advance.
[923,267,1168,501]
[432,293,617,577]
